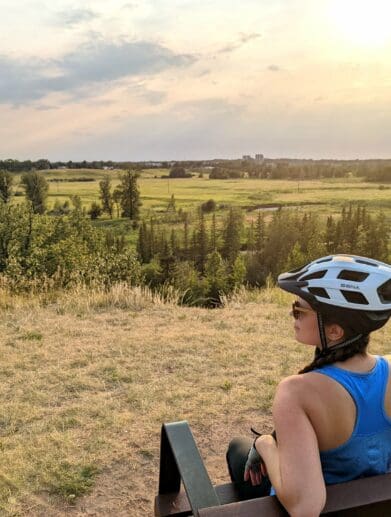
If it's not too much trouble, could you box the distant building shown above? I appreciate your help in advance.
[255,154,264,162]
[242,155,253,160]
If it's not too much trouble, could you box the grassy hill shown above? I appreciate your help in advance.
[0,286,390,515]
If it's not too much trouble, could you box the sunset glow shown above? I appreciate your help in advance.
[330,0,391,47]
[0,1,390,160]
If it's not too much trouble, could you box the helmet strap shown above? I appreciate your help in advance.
[317,312,328,353]
[320,333,364,356]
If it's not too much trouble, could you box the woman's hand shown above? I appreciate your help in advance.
[244,442,263,485]
[243,435,271,485]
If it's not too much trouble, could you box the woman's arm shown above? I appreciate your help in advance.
[256,375,326,517]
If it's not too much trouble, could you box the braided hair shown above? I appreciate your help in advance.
[299,310,370,374]
[299,335,370,374]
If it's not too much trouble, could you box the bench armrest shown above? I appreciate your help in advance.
[158,421,220,516]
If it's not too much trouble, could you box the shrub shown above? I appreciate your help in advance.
[201,199,216,213]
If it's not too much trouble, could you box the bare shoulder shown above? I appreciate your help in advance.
[276,372,320,395]
[273,375,308,409]
[274,373,326,412]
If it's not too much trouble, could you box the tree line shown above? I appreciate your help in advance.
[135,204,390,306]
[0,169,141,220]
[0,168,389,305]
[1,158,390,182]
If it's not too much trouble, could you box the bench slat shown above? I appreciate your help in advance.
[197,473,391,516]
[155,484,240,517]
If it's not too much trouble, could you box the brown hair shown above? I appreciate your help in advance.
[298,311,370,374]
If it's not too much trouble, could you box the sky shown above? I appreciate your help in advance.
[1,0,391,161]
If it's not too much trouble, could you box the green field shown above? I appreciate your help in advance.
[11,169,391,248]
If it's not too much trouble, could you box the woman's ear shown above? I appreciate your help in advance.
[325,323,345,343]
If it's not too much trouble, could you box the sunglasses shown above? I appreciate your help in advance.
[291,301,315,320]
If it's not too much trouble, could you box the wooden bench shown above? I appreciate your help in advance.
[155,421,391,516]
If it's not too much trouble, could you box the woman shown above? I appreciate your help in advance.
[227,254,391,517]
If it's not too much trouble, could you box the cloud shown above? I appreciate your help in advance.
[218,32,261,54]
[54,8,99,27]
[35,104,59,111]
[267,64,281,72]
[121,2,138,9]
[127,83,167,105]
[0,39,196,106]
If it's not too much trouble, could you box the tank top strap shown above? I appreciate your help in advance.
[314,356,391,435]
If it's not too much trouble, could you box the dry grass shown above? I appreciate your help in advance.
[0,285,390,516]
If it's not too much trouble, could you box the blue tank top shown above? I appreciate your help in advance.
[314,356,391,484]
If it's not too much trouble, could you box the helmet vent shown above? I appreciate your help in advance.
[356,259,379,268]
[316,257,332,264]
[289,264,307,273]
[341,290,369,305]
[378,280,391,303]
[301,270,327,281]
[337,270,369,282]
[308,287,330,298]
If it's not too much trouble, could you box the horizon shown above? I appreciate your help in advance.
[3,155,391,164]
[1,1,391,161]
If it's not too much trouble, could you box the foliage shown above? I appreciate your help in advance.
[0,169,13,203]
[99,174,113,217]
[169,166,191,178]
[209,167,244,179]
[117,170,142,220]
[134,203,390,305]
[88,201,102,220]
[21,171,49,214]
[0,203,141,290]
[201,199,216,213]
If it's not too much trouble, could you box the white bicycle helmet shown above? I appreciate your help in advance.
[278,255,391,353]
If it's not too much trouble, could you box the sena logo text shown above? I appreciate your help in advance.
[340,283,359,290]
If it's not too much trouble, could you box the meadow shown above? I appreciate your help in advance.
[12,169,391,217]
[0,286,390,516]
[10,169,391,251]
[1,169,389,515]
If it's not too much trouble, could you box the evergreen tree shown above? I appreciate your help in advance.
[254,212,265,257]
[230,254,246,289]
[0,170,13,203]
[194,209,208,273]
[325,216,336,253]
[222,207,243,265]
[246,220,255,253]
[170,228,179,256]
[205,250,227,306]
[21,171,49,214]
[159,237,176,280]
[99,175,113,217]
[284,242,306,271]
[137,221,151,263]
[183,212,190,260]
[210,212,218,251]
[149,217,157,257]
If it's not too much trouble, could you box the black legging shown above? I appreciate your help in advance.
[226,437,272,500]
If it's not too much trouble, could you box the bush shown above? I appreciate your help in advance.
[169,166,192,178]
[201,199,216,213]
[0,203,141,290]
